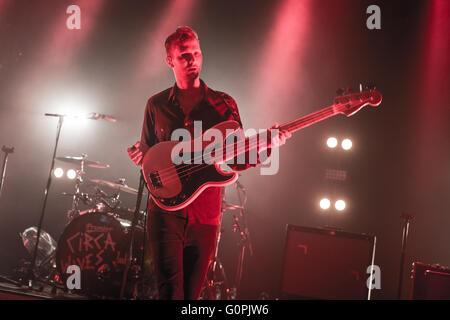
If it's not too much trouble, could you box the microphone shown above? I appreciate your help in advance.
[44,112,117,122]
[87,113,117,122]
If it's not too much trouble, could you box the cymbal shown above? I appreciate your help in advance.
[90,179,138,194]
[112,206,146,221]
[221,202,244,211]
[56,156,109,169]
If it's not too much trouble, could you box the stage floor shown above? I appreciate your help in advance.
[0,280,88,300]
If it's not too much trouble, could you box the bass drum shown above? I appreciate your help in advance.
[56,211,153,298]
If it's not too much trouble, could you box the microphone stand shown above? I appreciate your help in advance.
[27,115,64,287]
[28,112,113,288]
[0,146,14,200]
[397,212,414,299]
[120,170,146,299]
[0,146,22,286]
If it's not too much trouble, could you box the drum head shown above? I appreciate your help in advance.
[56,211,129,298]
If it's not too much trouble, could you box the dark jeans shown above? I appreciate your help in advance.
[147,211,218,300]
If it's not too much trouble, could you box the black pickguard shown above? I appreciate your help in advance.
[154,152,233,209]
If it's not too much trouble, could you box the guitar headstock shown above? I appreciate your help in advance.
[333,89,382,117]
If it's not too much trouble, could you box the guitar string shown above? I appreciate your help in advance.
[154,105,341,185]
[155,105,335,182]
[155,105,346,186]
[155,105,344,185]
[172,99,374,182]
[152,105,336,180]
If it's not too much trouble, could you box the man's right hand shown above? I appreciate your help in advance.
[127,141,149,166]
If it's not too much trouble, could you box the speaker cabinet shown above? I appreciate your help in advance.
[411,262,450,300]
[280,224,376,300]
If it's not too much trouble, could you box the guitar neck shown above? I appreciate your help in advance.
[279,104,336,134]
[218,104,339,162]
[252,104,339,150]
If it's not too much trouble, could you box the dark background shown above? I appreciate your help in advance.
[0,0,449,299]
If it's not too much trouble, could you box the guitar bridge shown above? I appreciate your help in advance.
[149,171,163,188]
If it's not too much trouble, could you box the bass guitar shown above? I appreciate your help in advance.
[142,89,382,211]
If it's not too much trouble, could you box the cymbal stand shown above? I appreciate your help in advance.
[207,220,230,300]
[67,154,87,220]
[229,179,252,300]
[105,179,127,211]
[119,171,146,299]
[92,187,115,211]
[200,188,232,300]
[203,179,252,300]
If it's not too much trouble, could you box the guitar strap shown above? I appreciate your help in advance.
[219,93,242,127]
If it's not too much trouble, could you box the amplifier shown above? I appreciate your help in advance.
[411,262,450,299]
[280,224,376,300]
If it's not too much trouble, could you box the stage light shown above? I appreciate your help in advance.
[54,168,64,178]
[335,200,346,211]
[341,139,352,150]
[327,137,338,148]
[320,198,331,210]
[66,169,77,180]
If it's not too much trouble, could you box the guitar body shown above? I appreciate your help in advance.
[141,120,241,211]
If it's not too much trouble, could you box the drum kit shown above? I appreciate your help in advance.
[19,154,156,299]
[15,152,252,300]
[3,111,251,299]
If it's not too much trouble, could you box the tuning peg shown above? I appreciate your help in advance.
[336,88,345,96]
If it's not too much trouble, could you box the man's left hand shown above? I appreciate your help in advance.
[270,122,292,148]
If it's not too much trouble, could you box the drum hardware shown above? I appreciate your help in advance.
[119,171,147,299]
[92,186,119,209]
[61,192,94,207]
[201,177,252,300]
[202,221,230,300]
[57,154,111,221]
[90,178,138,195]
[68,154,87,220]
[221,203,244,211]
[61,189,146,227]
[55,156,110,169]
[97,264,113,282]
